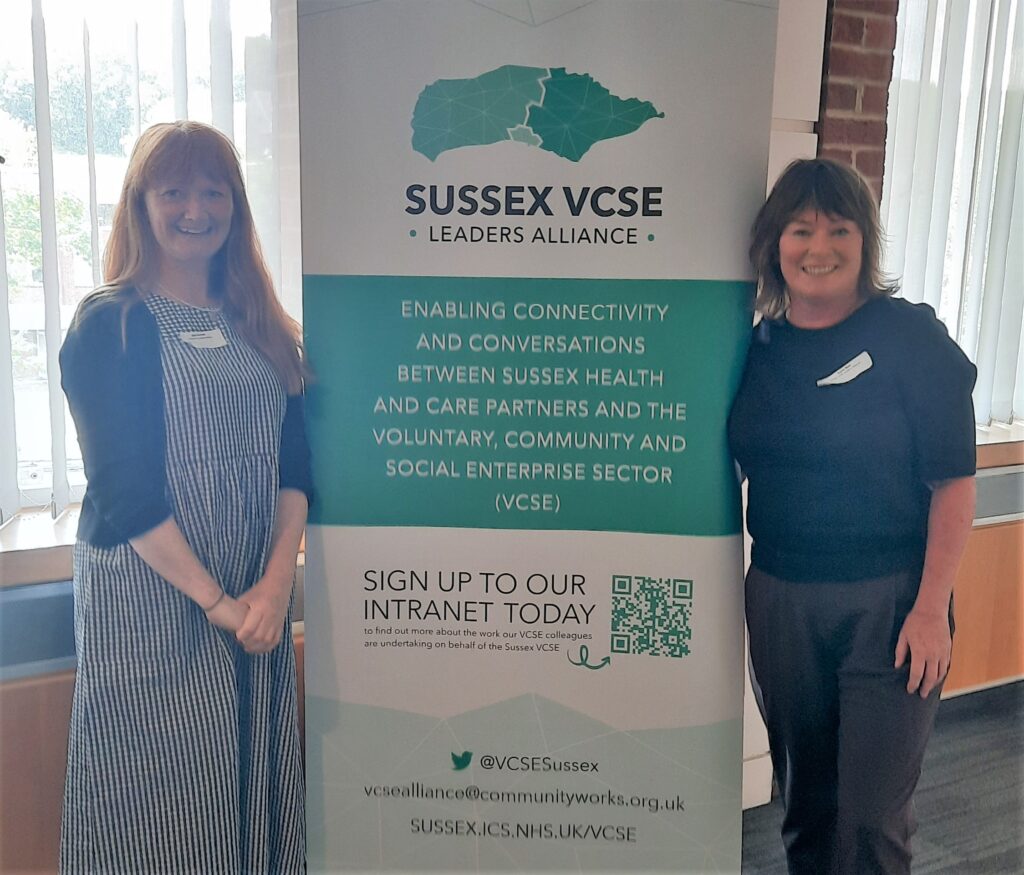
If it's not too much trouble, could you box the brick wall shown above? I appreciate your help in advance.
[818,0,900,200]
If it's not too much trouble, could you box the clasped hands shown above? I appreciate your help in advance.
[203,571,292,655]
[894,607,952,699]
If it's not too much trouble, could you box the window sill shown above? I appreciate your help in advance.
[975,425,1024,468]
[0,508,78,588]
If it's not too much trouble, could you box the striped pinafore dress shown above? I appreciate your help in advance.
[61,293,305,873]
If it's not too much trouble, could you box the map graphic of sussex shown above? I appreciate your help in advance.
[411,65,664,162]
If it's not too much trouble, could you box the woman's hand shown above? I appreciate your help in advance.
[234,489,307,655]
[895,476,974,699]
[236,571,293,654]
[895,608,952,698]
[204,593,249,634]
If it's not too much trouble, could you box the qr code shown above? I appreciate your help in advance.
[610,576,693,658]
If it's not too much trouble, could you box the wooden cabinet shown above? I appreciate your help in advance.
[946,519,1024,693]
[945,441,1024,695]
[0,671,74,874]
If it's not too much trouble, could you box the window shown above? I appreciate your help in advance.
[0,0,300,522]
[882,0,1022,427]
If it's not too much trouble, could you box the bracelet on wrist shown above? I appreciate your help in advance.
[202,589,227,612]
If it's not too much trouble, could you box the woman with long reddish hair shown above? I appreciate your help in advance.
[60,121,310,872]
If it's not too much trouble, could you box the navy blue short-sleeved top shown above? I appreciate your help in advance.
[728,296,976,582]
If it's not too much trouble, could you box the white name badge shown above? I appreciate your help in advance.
[816,350,873,386]
[179,329,229,349]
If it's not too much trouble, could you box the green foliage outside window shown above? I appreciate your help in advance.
[1,60,166,157]
[4,190,91,299]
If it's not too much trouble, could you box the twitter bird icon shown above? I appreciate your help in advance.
[451,751,473,771]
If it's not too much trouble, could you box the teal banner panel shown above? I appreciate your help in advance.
[304,275,750,537]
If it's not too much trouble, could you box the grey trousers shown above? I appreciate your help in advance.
[745,565,948,875]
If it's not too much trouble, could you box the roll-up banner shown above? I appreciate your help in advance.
[299,1,777,871]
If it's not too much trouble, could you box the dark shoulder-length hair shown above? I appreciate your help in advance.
[749,158,898,319]
[87,120,305,392]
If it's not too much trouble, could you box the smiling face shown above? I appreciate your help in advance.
[143,173,234,273]
[778,208,864,325]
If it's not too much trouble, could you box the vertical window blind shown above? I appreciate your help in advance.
[0,0,298,523]
[882,0,1023,426]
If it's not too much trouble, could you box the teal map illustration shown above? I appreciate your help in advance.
[412,65,664,162]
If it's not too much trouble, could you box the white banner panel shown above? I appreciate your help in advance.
[298,1,777,870]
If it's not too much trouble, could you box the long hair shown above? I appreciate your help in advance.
[749,158,898,320]
[95,121,304,392]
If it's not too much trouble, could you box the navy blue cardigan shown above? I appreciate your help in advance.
[60,292,313,547]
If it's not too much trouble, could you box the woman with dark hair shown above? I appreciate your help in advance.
[59,121,310,873]
[729,158,976,875]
